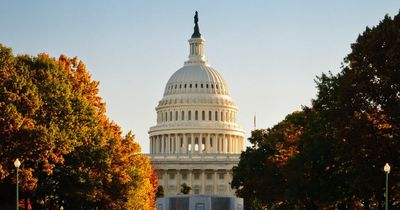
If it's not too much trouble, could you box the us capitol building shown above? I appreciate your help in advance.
[148,12,245,197]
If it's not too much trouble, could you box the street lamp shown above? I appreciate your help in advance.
[60,206,64,210]
[384,163,391,210]
[14,159,21,210]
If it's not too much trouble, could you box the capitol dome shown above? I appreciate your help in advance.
[149,12,244,196]
[164,64,230,96]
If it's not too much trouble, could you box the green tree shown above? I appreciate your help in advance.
[180,183,191,195]
[232,10,400,210]
[156,186,165,198]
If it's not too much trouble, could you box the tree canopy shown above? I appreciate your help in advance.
[0,45,157,210]
[232,11,400,210]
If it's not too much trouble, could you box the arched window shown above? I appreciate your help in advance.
[182,111,185,120]
[202,111,205,120]
[188,111,192,120]
[195,111,198,120]
[195,84,198,88]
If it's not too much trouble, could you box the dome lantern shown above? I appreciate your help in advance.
[185,11,207,66]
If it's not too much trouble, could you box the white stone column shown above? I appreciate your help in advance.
[213,134,217,153]
[213,170,217,194]
[230,135,234,153]
[189,170,193,194]
[149,137,152,153]
[175,134,179,154]
[234,136,237,153]
[199,133,203,154]
[167,134,171,154]
[217,135,221,153]
[205,133,210,153]
[227,135,231,153]
[227,171,232,195]
[176,170,181,194]
[201,170,205,194]
[183,134,187,153]
[191,133,194,154]
[223,134,227,153]
[163,170,168,194]
[161,135,165,153]
[155,136,159,153]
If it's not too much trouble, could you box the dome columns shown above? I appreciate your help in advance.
[150,133,243,154]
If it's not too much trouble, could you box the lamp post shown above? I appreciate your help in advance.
[384,163,391,210]
[14,159,21,210]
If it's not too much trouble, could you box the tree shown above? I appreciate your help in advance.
[232,10,400,210]
[180,183,191,195]
[0,45,157,209]
[156,186,165,198]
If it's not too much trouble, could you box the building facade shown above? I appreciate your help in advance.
[149,12,244,196]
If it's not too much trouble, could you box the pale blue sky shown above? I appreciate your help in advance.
[1,1,399,153]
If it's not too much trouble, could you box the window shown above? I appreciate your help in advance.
[215,111,218,121]
[179,84,182,88]
[175,111,178,121]
[201,84,203,88]
[195,111,198,120]
[194,174,200,180]
[165,112,168,122]
[221,112,224,121]
[206,84,209,88]
[195,84,198,88]
[219,173,225,180]
[211,84,214,88]
[210,137,213,147]
[188,111,192,120]
[169,173,175,179]
[182,173,187,180]
[190,84,192,88]
[182,111,185,120]
[175,84,177,89]
[170,112,172,121]
[184,84,187,88]
[202,111,205,120]
[216,84,219,89]
[207,173,212,179]
[209,111,212,120]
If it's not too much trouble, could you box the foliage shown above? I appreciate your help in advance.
[0,46,157,209]
[180,183,191,195]
[232,11,400,210]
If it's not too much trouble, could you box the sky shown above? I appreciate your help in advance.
[1,1,399,153]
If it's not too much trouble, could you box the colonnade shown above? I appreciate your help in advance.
[150,133,243,154]
[157,169,233,195]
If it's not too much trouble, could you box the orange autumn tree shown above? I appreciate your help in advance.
[0,44,157,210]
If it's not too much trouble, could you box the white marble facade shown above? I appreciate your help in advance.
[149,16,244,196]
